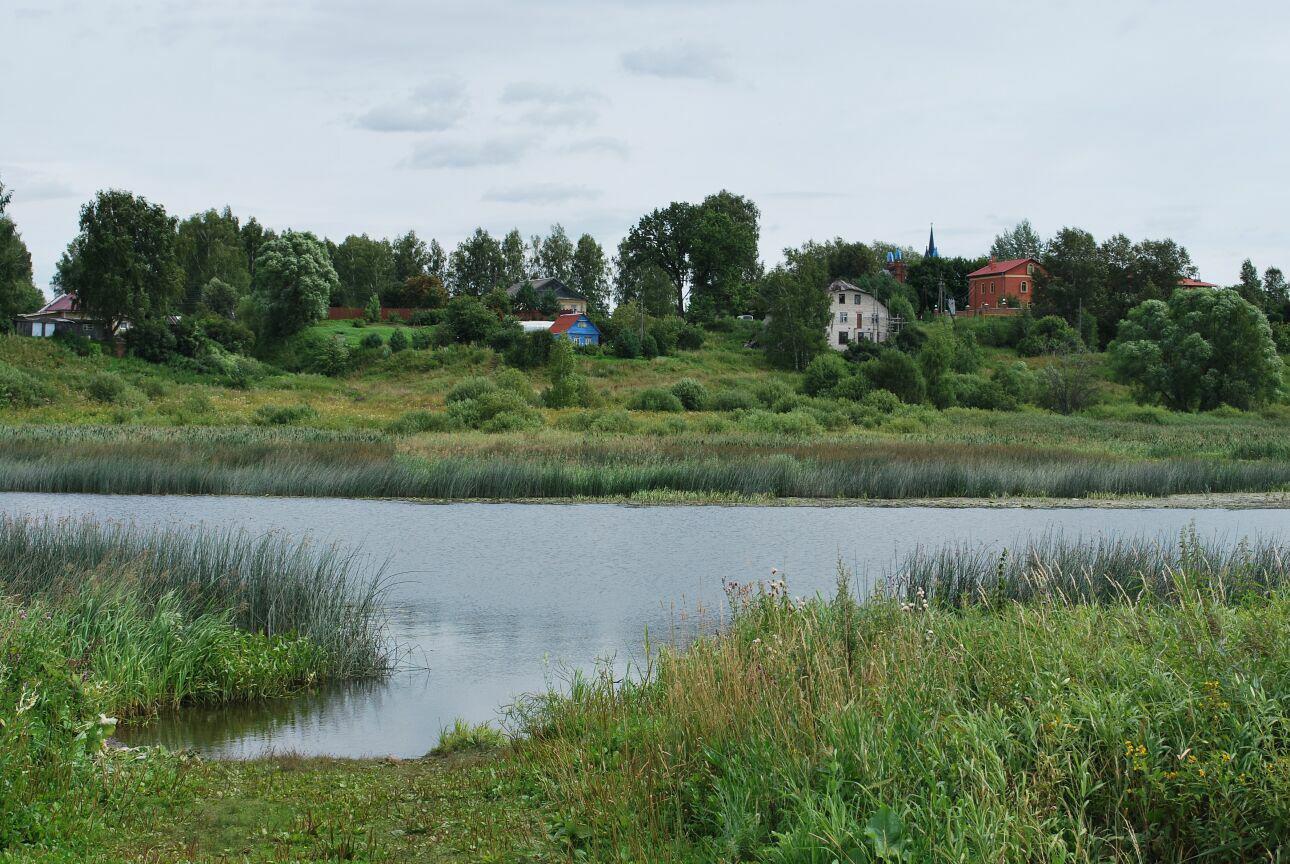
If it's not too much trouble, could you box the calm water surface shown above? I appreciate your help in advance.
[2,492,1286,758]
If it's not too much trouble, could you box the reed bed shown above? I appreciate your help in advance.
[514,537,1290,862]
[0,516,390,678]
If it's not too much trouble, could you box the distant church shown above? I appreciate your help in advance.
[881,224,938,284]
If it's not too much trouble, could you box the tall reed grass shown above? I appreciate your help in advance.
[513,536,1290,862]
[0,516,389,678]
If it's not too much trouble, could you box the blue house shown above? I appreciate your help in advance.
[549,312,601,346]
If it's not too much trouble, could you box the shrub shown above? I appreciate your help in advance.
[443,296,498,344]
[447,376,497,404]
[1018,315,1084,357]
[863,350,926,404]
[387,312,405,326]
[1039,352,1101,414]
[409,309,440,327]
[859,389,901,414]
[951,373,1017,411]
[994,362,1037,406]
[85,372,143,406]
[429,719,507,756]
[628,388,684,412]
[752,379,796,408]
[170,317,209,358]
[51,330,99,357]
[281,331,352,376]
[446,389,542,432]
[892,322,927,354]
[253,403,319,426]
[669,378,709,411]
[387,329,409,353]
[410,328,433,350]
[612,330,641,359]
[802,352,849,396]
[831,374,871,402]
[359,332,384,349]
[842,339,883,364]
[640,332,661,359]
[0,363,54,407]
[676,324,705,350]
[494,367,537,403]
[124,317,178,362]
[543,339,592,409]
[199,315,254,354]
[363,294,381,323]
[387,410,456,435]
[710,387,759,412]
[739,409,823,437]
[588,409,638,434]
[951,330,984,372]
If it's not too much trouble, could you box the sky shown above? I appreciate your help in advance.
[3,0,1288,298]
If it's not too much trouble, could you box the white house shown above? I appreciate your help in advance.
[825,280,898,349]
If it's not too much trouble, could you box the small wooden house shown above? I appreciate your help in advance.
[11,293,106,340]
[506,277,588,320]
[549,312,600,346]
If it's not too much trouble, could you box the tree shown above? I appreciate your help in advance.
[862,350,925,404]
[500,229,528,286]
[53,189,184,334]
[240,217,275,283]
[1235,259,1262,307]
[1263,267,1287,322]
[1038,351,1100,414]
[906,255,985,313]
[990,219,1045,260]
[448,229,506,296]
[200,277,240,319]
[442,295,498,343]
[687,191,761,320]
[331,234,395,307]
[390,230,430,285]
[538,224,575,283]
[760,249,830,371]
[252,230,337,337]
[427,239,447,282]
[613,261,675,317]
[618,202,696,316]
[1034,227,1106,326]
[396,274,448,309]
[175,207,249,311]
[0,176,45,328]
[1108,288,1282,411]
[570,234,609,313]
[363,293,381,323]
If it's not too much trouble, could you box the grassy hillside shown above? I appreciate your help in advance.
[1,326,1288,502]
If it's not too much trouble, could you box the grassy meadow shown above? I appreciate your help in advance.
[2,324,1289,503]
[9,530,1290,862]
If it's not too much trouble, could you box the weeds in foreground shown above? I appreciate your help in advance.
[513,537,1290,862]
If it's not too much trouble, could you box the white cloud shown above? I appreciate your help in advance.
[500,83,605,127]
[404,136,531,169]
[355,79,467,132]
[620,43,729,81]
[565,137,630,158]
[0,166,77,202]
[483,183,600,205]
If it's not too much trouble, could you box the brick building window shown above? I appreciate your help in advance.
[838,331,849,344]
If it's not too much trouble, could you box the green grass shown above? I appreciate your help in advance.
[510,537,1290,861]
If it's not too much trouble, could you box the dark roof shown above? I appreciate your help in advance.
[504,276,587,303]
[967,258,1038,278]
[826,279,873,297]
[38,293,78,314]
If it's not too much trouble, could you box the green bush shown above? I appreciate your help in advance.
[669,378,709,411]
[588,409,638,434]
[831,374,871,402]
[739,408,823,437]
[612,329,641,359]
[410,329,433,350]
[387,329,409,353]
[802,352,849,397]
[752,379,796,408]
[862,350,926,404]
[628,388,684,412]
[443,296,498,344]
[85,372,144,406]
[676,324,705,350]
[51,330,99,357]
[360,332,384,349]
[543,339,592,409]
[951,373,1017,411]
[124,318,178,362]
[409,309,440,327]
[429,719,507,756]
[198,315,254,354]
[282,331,352,376]
[993,362,1037,406]
[253,404,319,426]
[0,363,54,407]
[387,410,456,434]
[446,389,542,432]
[363,294,381,323]
[494,367,537,403]
[1019,315,1084,357]
[446,376,497,404]
[710,387,759,412]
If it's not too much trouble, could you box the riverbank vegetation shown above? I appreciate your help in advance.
[0,517,388,855]
[12,532,1290,861]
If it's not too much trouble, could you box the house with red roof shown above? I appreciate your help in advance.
[966,258,1043,312]
[1177,278,1217,289]
[11,292,108,340]
[518,312,601,346]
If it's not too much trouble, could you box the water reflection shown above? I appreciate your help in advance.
[1,493,1285,758]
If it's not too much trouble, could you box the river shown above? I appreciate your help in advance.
[2,492,1286,758]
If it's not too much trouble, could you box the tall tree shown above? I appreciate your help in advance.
[1034,227,1107,326]
[176,207,249,312]
[1236,259,1262,307]
[331,234,395,306]
[53,189,184,334]
[687,190,761,320]
[427,239,447,282]
[760,248,830,371]
[447,228,506,296]
[570,234,609,313]
[500,229,528,286]
[618,202,696,316]
[240,217,275,283]
[390,230,430,285]
[1263,267,1287,322]
[0,175,45,328]
[538,224,575,283]
[906,255,985,313]
[990,219,1045,260]
[252,230,337,337]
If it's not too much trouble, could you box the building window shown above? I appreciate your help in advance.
[838,331,849,344]
[1021,281,1028,293]
[839,311,848,323]
[990,282,996,294]
[837,294,845,304]
[1027,263,1035,275]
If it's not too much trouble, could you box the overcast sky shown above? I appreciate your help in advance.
[3,0,1287,297]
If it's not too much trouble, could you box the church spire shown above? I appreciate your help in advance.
[925,223,939,259]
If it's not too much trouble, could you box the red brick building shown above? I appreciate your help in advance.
[966,257,1043,311]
